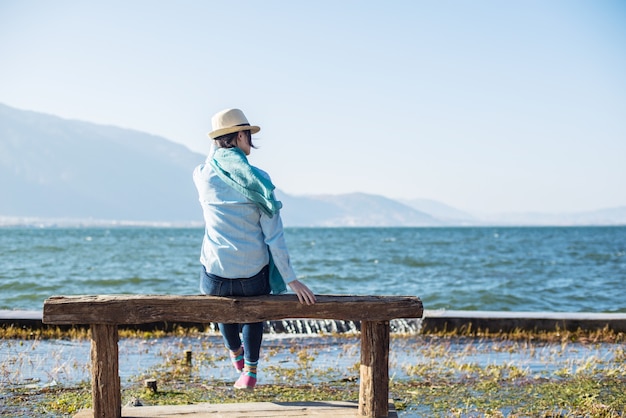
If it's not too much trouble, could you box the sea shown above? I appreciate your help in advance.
[0,226,625,313]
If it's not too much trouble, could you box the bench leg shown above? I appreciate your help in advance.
[90,324,121,418]
[358,320,390,417]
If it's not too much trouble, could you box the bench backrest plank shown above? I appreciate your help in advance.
[43,294,423,325]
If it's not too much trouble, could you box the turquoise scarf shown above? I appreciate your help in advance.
[210,147,286,295]
[210,148,282,217]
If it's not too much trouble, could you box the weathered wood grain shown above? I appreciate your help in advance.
[73,400,399,417]
[359,321,390,417]
[43,294,423,325]
[90,324,120,418]
[43,294,422,418]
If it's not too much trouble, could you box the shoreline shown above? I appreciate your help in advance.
[3,311,625,416]
[3,309,626,333]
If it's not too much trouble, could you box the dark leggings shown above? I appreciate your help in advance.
[200,265,270,362]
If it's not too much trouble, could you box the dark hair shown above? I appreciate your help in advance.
[214,130,255,149]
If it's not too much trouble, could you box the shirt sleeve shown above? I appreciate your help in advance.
[252,167,296,283]
[260,204,297,284]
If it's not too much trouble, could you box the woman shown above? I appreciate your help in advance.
[193,108,316,391]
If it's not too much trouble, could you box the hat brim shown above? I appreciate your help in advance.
[208,125,261,139]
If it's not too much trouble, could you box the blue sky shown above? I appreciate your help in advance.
[1,1,625,214]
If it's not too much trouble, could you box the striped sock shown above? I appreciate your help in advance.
[230,346,244,361]
[244,360,258,378]
[229,346,244,372]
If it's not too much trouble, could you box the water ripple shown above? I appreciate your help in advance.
[0,226,625,312]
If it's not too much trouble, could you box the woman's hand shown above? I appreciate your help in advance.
[288,280,316,305]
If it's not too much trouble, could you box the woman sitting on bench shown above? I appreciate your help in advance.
[193,108,316,391]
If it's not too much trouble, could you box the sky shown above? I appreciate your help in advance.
[1,1,625,214]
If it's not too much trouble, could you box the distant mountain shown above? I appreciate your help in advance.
[399,198,477,225]
[0,103,441,227]
[399,198,626,227]
[278,192,440,227]
[477,206,626,226]
[0,103,205,222]
[1,104,624,227]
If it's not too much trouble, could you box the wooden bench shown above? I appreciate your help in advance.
[43,294,423,418]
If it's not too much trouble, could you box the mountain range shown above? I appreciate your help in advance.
[1,103,624,227]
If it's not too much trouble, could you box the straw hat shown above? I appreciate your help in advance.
[208,108,261,139]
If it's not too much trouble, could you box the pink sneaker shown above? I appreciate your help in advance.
[234,372,256,391]
[229,347,244,373]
